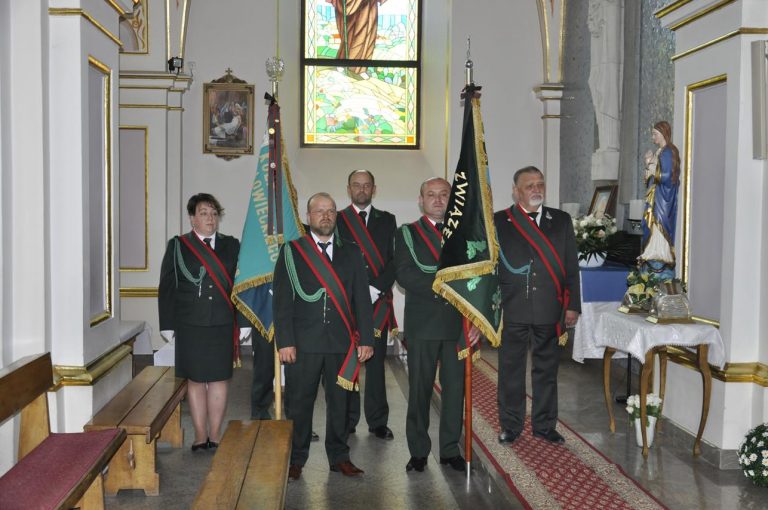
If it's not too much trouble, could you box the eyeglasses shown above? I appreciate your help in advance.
[350,183,373,190]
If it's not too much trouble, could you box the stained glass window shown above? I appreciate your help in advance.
[302,0,420,148]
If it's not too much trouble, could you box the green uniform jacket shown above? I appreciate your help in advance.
[394,218,461,340]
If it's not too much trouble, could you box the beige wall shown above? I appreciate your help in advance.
[180,1,545,241]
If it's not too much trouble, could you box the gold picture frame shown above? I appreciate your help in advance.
[203,70,254,160]
[588,184,618,218]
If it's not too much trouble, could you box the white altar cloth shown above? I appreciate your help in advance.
[594,310,726,368]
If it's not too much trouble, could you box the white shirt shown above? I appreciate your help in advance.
[194,231,216,249]
[523,206,542,226]
[352,204,372,225]
[311,232,334,260]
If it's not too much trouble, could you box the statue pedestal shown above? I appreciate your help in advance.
[591,149,620,180]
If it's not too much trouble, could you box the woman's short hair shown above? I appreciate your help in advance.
[187,193,224,216]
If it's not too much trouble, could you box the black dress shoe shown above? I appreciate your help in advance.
[311,431,320,442]
[439,455,466,472]
[191,438,209,452]
[369,425,394,440]
[405,457,427,472]
[498,430,521,445]
[533,429,565,445]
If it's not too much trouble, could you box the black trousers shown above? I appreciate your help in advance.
[285,352,351,466]
[405,337,464,458]
[348,328,389,429]
[497,322,559,434]
[250,331,275,419]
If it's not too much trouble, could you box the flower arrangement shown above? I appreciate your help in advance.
[572,214,618,262]
[625,393,662,427]
[623,269,663,308]
[738,423,768,487]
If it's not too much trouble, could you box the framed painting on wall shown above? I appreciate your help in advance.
[588,184,618,218]
[203,70,254,160]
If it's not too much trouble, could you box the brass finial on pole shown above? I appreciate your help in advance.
[265,56,285,100]
[465,37,474,87]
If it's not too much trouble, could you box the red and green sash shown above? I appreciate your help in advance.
[178,233,242,366]
[289,235,361,391]
[409,216,442,262]
[408,217,476,359]
[339,206,398,339]
[505,206,571,343]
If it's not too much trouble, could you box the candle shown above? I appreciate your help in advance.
[629,199,644,220]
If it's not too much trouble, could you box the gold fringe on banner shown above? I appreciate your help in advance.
[337,376,359,392]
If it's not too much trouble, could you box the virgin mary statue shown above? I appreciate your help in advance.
[639,120,680,281]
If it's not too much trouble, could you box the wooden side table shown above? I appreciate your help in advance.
[602,343,712,457]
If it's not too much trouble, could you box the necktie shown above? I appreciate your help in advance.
[435,222,444,232]
[318,241,332,262]
[203,237,213,248]
[358,210,368,227]
[527,212,538,224]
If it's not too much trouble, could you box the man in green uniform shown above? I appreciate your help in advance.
[394,177,478,473]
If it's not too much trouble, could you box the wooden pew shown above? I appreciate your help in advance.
[0,353,126,510]
[193,420,293,510]
[84,365,187,496]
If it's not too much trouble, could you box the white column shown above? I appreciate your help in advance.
[536,86,563,208]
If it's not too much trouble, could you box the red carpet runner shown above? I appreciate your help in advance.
[457,358,667,509]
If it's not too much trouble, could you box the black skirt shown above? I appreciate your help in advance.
[175,324,234,382]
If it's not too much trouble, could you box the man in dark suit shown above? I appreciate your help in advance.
[494,166,581,446]
[394,177,478,473]
[336,169,397,440]
[274,192,374,481]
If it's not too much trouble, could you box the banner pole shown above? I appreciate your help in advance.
[274,342,283,420]
[465,349,472,480]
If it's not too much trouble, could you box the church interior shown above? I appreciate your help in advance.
[1,0,767,508]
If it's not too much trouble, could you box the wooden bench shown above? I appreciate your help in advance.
[193,419,293,510]
[84,365,187,496]
[0,353,126,510]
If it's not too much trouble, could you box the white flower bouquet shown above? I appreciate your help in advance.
[738,423,768,487]
[625,393,662,427]
[572,214,618,263]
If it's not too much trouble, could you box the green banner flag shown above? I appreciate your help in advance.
[432,85,501,352]
[232,95,304,340]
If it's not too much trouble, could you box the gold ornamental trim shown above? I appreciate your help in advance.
[88,55,114,328]
[53,343,134,388]
[119,85,172,90]
[119,72,192,82]
[655,0,693,19]
[49,8,123,48]
[120,103,183,111]
[665,346,768,387]
[682,74,728,284]
[118,126,149,272]
[120,286,158,297]
[672,28,768,61]
[105,0,128,16]
[692,315,720,327]
[533,84,564,92]
[668,0,736,31]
